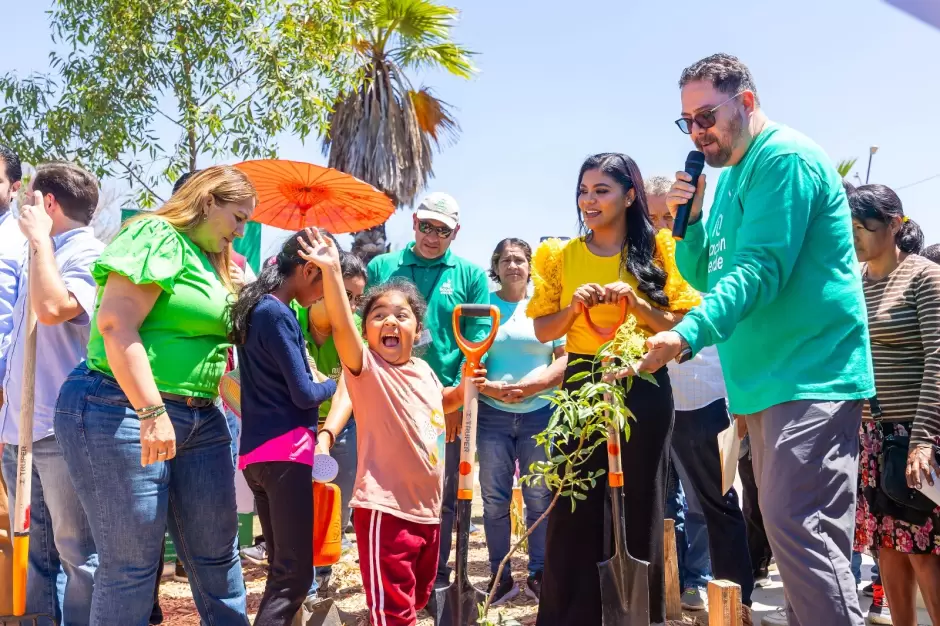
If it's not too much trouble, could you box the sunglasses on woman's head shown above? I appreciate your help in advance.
[417,220,454,238]
[674,92,744,135]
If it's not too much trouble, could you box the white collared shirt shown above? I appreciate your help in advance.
[670,345,727,412]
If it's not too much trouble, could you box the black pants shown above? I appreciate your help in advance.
[737,435,772,574]
[671,399,754,605]
[244,461,314,626]
[537,357,674,626]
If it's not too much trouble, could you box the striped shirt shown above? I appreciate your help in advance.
[862,254,940,448]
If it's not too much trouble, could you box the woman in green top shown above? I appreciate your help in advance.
[54,166,256,625]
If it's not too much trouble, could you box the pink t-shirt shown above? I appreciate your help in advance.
[344,349,446,524]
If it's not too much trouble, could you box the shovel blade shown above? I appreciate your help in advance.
[426,580,488,626]
[597,551,650,626]
[291,597,341,626]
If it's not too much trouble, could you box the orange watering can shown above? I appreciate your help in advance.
[313,481,342,567]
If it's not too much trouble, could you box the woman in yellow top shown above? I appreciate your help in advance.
[529,153,699,626]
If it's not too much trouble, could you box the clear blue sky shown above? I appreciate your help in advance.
[4,0,939,269]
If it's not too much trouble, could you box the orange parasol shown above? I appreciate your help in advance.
[234,159,395,233]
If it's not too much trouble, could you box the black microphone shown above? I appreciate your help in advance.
[672,150,705,241]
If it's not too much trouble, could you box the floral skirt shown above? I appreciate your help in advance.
[854,421,940,555]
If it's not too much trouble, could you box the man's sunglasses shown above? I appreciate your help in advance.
[417,220,454,238]
[674,92,744,135]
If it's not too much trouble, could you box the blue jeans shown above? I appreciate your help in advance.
[311,419,357,594]
[2,436,97,626]
[53,365,249,626]
[665,459,712,591]
[476,402,553,580]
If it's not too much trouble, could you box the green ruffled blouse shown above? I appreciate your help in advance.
[85,217,231,398]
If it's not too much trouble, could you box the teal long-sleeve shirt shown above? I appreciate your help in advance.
[673,124,874,415]
[366,243,491,387]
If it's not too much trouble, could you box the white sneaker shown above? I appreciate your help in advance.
[680,587,707,611]
[240,541,268,566]
[761,608,788,626]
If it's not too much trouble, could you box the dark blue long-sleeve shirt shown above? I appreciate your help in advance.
[237,295,337,455]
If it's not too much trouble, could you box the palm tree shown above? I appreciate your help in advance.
[322,0,475,263]
[836,158,858,179]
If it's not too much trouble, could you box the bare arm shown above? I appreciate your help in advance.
[27,236,85,325]
[317,375,353,453]
[298,231,364,374]
[533,305,579,343]
[96,274,164,408]
[96,273,177,466]
[632,299,682,334]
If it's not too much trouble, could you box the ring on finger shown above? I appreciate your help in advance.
[157,451,167,456]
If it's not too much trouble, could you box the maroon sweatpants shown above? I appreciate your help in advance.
[353,508,440,626]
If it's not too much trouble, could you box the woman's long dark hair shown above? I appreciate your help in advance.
[228,229,318,345]
[849,184,924,254]
[576,153,668,307]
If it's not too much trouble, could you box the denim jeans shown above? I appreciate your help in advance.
[665,457,712,591]
[53,365,249,626]
[311,419,357,594]
[1,436,97,626]
[476,402,553,580]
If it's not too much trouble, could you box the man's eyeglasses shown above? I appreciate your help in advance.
[674,92,744,135]
[417,220,454,238]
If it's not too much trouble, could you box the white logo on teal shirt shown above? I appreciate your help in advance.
[708,214,727,273]
[439,279,454,295]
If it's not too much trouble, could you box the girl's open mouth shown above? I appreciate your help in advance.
[382,336,400,348]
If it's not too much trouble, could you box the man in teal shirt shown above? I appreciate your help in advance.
[640,54,873,626]
[366,192,490,587]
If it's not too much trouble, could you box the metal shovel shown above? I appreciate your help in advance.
[427,304,500,626]
[583,302,650,626]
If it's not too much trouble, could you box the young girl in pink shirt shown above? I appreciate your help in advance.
[300,229,482,626]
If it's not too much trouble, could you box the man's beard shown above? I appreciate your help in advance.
[697,112,744,168]
[0,198,9,218]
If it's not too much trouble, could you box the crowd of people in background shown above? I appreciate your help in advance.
[0,51,936,626]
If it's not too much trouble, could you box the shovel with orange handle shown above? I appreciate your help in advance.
[583,299,650,626]
[426,304,500,626]
[3,245,54,625]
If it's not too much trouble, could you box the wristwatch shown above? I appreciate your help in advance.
[675,335,693,364]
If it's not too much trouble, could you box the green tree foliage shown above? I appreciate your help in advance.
[1,0,371,207]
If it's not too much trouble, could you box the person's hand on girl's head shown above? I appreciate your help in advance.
[297,227,340,269]
[603,281,637,308]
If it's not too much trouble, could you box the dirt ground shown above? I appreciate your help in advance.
[157,495,705,626]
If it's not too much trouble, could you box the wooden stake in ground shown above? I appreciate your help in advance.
[664,518,682,620]
[11,246,38,616]
[707,579,742,626]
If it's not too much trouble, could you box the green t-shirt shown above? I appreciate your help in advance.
[673,124,875,414]
[290,300,361,419]
[86,217,231,398]
[366,243,490,387]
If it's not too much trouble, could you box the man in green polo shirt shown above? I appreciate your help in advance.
[366,192,489,587]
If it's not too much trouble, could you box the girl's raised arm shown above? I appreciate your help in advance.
[297,229,365,375]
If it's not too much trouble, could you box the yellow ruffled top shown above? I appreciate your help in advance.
[527,229,701,355]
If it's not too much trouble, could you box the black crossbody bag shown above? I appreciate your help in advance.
[869,397,936,525]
